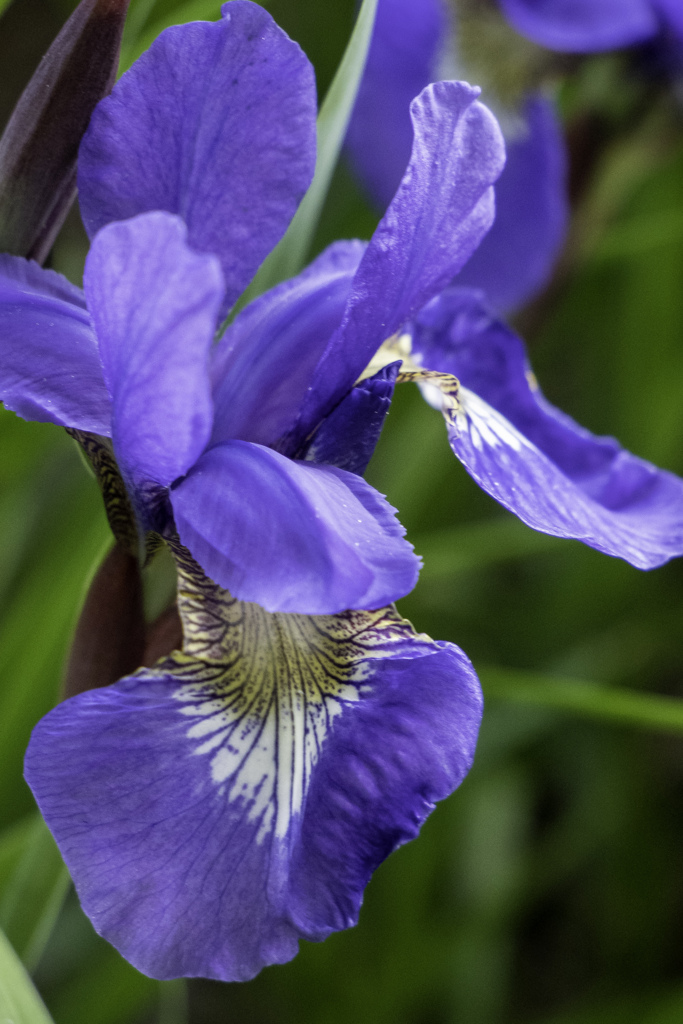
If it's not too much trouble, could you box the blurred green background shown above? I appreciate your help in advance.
[1,0,683,1021]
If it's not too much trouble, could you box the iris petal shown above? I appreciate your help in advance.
[345,0,447,208]
[455,96,568,313]
[294,80,506,444]
[170,439,420,614]
[654,0,683,38]
[84,212,223,492]
[0,256,111,433]
[211,241,365,449]
[78,2,317,316]
[411,288,683,569]
[25,548,481,981]
[301,363,399,475]
[498,0,658,52]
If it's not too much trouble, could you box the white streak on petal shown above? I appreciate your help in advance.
[456,386,527,452]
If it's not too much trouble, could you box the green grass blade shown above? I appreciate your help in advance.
[480,665,683,734]
[21,865,70,976]
[240,0,378,302]
[0,926,55,1024]
[0,816,68,972]
[158,980,189,1024]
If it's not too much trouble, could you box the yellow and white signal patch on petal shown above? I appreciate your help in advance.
[454,387,529,453]
[149,541,435,845]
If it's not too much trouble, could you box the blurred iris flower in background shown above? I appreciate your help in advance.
[496,0,683,54]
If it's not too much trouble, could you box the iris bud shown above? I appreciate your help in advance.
[0,0,130,262]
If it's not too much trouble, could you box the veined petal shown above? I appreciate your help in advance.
[211,241,365,449]
[25,548,482,981]
[84,212,223,491]
[78,2,317,315]
[345,0,447,208]
[455,96,568,313]
[411,288,683,569]
[170,440,420,614]
[0,256,111,432]
[498,0,658,51]
[293,80,506,444]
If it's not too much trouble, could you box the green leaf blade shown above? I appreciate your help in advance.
[240,0,378,302]
[0,926,55,1024]
[481,665,683,735]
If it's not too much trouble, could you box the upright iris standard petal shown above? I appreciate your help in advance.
[294,81,506,443]
[84,212,223,490]
[170,440,420,614]
[345,0,446,208]
[411,288,683,569]
[498,0,658,51]
[25,549,482,981]
[211,242,366,449]
[78,1,317,314]
[0,256,111,432]
[455,96,568,313]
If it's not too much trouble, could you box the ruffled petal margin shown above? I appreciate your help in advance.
[25,548,482,981]
[411,288,683,569]
[170,439,420,614]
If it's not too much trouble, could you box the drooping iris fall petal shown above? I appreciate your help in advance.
[410,288,683,568]
[25,550,481,981]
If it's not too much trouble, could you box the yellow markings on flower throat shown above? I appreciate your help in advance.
[360,332,461,429]
[149,540,435,843]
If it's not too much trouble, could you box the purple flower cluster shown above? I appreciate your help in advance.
[1,0,682,984]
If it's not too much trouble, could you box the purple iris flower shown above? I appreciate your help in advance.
[347,0,683,568]
[497,0,683,53]
[1,0,505,982]
[345,0,569,315]
[0,0,506,617]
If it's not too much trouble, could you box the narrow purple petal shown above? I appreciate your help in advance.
[84,212,223,490]
[301,363,399,474]
[345,0,447,208]
[498,0,658,52]
[412,288,683,568]
[25,595,480,980]
[293,81,506,444]
[170,440,420,613]
[78,2,316,315]
[0,255,111,433]
[455,95,568,313]
[211,242,365,450]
